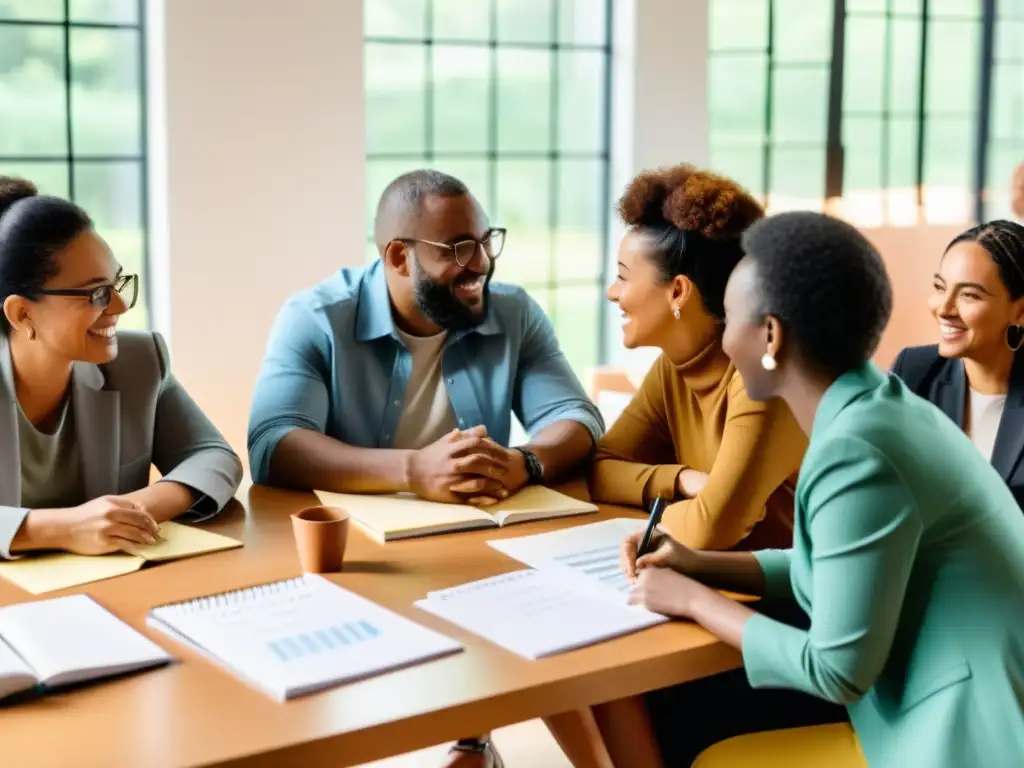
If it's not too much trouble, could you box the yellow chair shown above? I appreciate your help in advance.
[691,723,867,768]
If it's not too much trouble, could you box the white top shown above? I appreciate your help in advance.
[391,328,459,450]
[965,388,1007,462]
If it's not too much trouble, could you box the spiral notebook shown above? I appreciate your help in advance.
[145,574,462,701]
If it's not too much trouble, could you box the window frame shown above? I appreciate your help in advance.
[364,0,615,372]
[0,0,150,319]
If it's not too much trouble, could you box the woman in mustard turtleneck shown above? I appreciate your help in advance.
[592,164,806,551]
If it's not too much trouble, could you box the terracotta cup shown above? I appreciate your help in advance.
[290,506,350,573]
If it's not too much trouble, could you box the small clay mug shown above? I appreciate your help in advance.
[290,506,350,573]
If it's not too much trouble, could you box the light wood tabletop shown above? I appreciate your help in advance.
[0,484,741,768]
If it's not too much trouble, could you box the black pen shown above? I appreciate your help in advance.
[636,496,667,559]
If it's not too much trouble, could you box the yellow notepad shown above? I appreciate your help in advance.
[315,485,598,542]
[0,522,242,595]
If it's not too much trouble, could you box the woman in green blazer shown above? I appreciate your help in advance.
[623,211,1024,767]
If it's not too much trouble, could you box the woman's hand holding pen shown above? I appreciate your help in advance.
[621,528,710,619]
[620,527,700,582]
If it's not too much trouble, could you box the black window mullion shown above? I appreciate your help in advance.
[973,0,996,223]
[825,0,846,201]
[914,0,930,215]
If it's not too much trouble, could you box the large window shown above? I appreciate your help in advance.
[364,0,613,377]
[986,0,1024,219]
[0,0,148,328]
[709,0,835,211]
[709,0,1018,227]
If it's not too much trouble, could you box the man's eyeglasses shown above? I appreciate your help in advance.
[399,228,507,268]
[37,273,139,310]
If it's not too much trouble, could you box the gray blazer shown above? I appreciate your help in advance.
[0,330,243,557]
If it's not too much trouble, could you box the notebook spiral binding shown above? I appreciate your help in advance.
[164,575,310,614]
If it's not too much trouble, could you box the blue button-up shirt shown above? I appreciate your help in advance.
[247,260,605,483]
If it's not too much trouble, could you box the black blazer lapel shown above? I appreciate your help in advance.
[991,354,1024,481]
[933,359,967,429]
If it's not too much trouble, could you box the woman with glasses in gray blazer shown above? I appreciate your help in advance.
[0,176,242,559]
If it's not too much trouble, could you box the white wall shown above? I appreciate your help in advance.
[603,0,710,376]
[147,0,365,457]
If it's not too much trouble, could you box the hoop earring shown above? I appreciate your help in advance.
[1007,325,1024,352]
[761,352,777,371]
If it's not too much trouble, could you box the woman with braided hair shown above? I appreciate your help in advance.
[891,220,1024,510]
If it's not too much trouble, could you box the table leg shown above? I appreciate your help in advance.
[592,695,663,768]
[543,709,615,768]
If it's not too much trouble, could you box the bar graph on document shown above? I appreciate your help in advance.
[147,575,463,700]
[488,518,645,603]
[266,620,381,662]
[552,545,631,596]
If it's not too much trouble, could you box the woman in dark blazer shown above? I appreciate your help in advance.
[0,176,242,559]
[891,220,1024,509]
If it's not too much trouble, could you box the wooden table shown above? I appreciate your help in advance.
[0,486,741,767]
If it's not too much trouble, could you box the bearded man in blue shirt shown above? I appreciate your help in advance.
[248,169,604,768]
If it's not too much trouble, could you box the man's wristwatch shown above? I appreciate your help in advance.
[515,447,544,483]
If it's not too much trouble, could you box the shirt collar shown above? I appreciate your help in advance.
[811,362,886,439]
[354,260,504,343]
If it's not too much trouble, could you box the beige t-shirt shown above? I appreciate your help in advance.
[965,388,1007,462]
[392,328,459,450]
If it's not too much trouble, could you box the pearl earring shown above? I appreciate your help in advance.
[673,308,681,320]
[761,352,777,371]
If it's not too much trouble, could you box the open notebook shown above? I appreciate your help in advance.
[0,594,171,703]
[146,574,462,701]
[315,485,598,542]
[0,522,242,595]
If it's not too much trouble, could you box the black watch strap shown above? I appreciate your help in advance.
[516,447,544,483]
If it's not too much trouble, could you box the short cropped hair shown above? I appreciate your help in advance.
[741,211,893,379]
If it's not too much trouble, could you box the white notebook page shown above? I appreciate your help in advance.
[416,568,666,659]
[0,636,35,700]
[0,594,171,687]
[148,574,462,700]
[488,518,646,601]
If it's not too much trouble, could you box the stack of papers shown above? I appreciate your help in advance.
[415,519,666,659]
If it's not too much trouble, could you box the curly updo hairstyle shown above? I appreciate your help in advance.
[617,164,764,320]
[741,211,893,379]
[944,220,1024,299]
[0,176,92,332]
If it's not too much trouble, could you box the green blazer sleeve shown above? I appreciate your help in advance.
[741,435,923,703]
[752,548,795,601]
